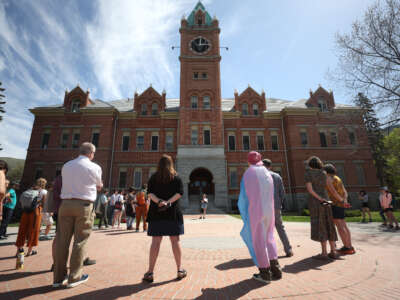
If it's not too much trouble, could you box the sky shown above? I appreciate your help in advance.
[0,0,377,159]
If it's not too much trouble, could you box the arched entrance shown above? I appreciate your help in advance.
[188,168,214,208]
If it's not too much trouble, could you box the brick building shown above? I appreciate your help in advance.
[22,2,380,212]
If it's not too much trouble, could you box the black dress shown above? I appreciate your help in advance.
[146,174,184,236]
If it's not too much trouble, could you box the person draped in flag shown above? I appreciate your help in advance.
[238,151,282,284]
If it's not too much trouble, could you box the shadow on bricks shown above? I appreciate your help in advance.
[215,258,254,270]
[282,257,334,274]
[0,270,49,282]
[193,278,266,300]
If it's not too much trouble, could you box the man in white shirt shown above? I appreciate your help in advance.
[108,190,118,225]
[53,142,103,288]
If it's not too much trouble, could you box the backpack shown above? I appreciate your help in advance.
[136,191,146,205]
[20,189,40,213]
[114,201,122,210]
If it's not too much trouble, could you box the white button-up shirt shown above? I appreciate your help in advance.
[61,155,102,202]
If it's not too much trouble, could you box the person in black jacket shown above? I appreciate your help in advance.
[142,154,186,283]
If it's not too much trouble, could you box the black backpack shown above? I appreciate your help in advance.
[19,189,40,213]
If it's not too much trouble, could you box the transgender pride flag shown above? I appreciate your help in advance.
[238,164,277,268]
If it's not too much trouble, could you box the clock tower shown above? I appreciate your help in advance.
[176,2,228,211]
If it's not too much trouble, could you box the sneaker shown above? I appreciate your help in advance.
[286,250,294,257]
[253,268,272,284]
[269,260,282,280]
[83,258,96,266]
[380,223,387,227]
[67,274,89,288]
[52,276,68,288]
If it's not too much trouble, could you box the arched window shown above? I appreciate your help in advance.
[71,99,80,112]
[151,103,158,115]
[253,103,259,115]
[242,103,248,116]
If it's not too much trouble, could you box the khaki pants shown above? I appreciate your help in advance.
[54,199,95,284]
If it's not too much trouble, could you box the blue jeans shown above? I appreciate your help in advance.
[0,207,14,236]
[108,205,115,225]
[126,216,135,228]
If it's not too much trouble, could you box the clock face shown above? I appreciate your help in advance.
[190,37,211,54]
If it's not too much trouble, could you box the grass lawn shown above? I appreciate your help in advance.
[231,211,400,223]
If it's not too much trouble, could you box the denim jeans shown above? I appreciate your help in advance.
[126,216,135,228]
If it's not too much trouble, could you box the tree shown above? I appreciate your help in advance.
[0,82,5,151]
[334,0,400,126]
[7,163,24,184]
[383,128,400,194]
[355,93,387,185]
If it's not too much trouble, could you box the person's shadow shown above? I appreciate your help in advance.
[282,256,335,274]
[215,258,254,270]
[193,278,266,300]
[0,278,177,300]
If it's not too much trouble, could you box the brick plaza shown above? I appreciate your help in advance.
[1,215,399,300]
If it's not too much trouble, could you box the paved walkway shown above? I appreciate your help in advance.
[0,215,399,299]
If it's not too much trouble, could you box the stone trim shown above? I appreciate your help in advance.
[60,125,84,128]
[135,128,161,131]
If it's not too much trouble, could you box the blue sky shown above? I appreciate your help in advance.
[0,0,376,159]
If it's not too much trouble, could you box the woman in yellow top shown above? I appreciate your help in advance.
[323,164,355,255]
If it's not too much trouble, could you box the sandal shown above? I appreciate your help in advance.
[328,252,339,259]
[27,250,38,256]
[142,272,154,283]
[177,269,187,280]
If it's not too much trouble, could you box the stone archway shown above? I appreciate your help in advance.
[188,168,214,209]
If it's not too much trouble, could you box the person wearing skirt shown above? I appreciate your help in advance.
[143,154,186,283]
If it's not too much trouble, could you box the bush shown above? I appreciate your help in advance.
[302,209,310,216]
[344,209,362,217]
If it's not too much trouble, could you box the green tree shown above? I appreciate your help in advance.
[7,163,24,183]
[355,93,387,185]
[383,128,400,194]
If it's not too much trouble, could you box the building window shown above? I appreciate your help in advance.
[203,96,210,109]
[35,168,43,180]
[166,133,173,151]
[253,103,259,115]
[137,133,144,150]
[242,103,248,116]
[319,132,327,147]
[119,168,127,188]
[191,127,198,145]
[71,99,80,112]
[318,97,328,112]
[242,135,250,150]
[336,164,346,184]
[151,103,158,115]
[141,103,147,115]
[202,72,208,79]
[257,134,264,151]
[330,131,338,146]
[349,130,356,145]
[300,131,308,147]
[72,130,80,149]
[203,128,211,145]
[191,96,198,109]
[151,134,159,151]
[41,131,50,149]
[229,169,238,188]
[271,133,279,150]
[91,130,100,148]
[355,164,366,185]
[228,135,236,151]
[122,132,130,151]
[193,72,199,79]
[134,169,142,188]
[60,131,69,148]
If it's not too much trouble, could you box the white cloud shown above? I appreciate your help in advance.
[86,0,196,99]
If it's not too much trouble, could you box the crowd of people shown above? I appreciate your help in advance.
[0,145,399,287]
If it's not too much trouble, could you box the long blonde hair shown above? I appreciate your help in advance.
[36,178,47,189]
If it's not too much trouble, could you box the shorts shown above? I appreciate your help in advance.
[201,203,208,209]
[41,212,54,226]
[362,203,369,208]
[332,206,345,219]
[384,208,394,212]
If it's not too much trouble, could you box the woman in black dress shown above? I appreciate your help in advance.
[143,154,186,283]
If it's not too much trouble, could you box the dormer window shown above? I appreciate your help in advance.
[198,17,202,25]
[71,99,80,112]
[318,97,328,112]
[253,103,259,115]
[141,103,147,115]
[242,103,248,116]
[151,103,158,115]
